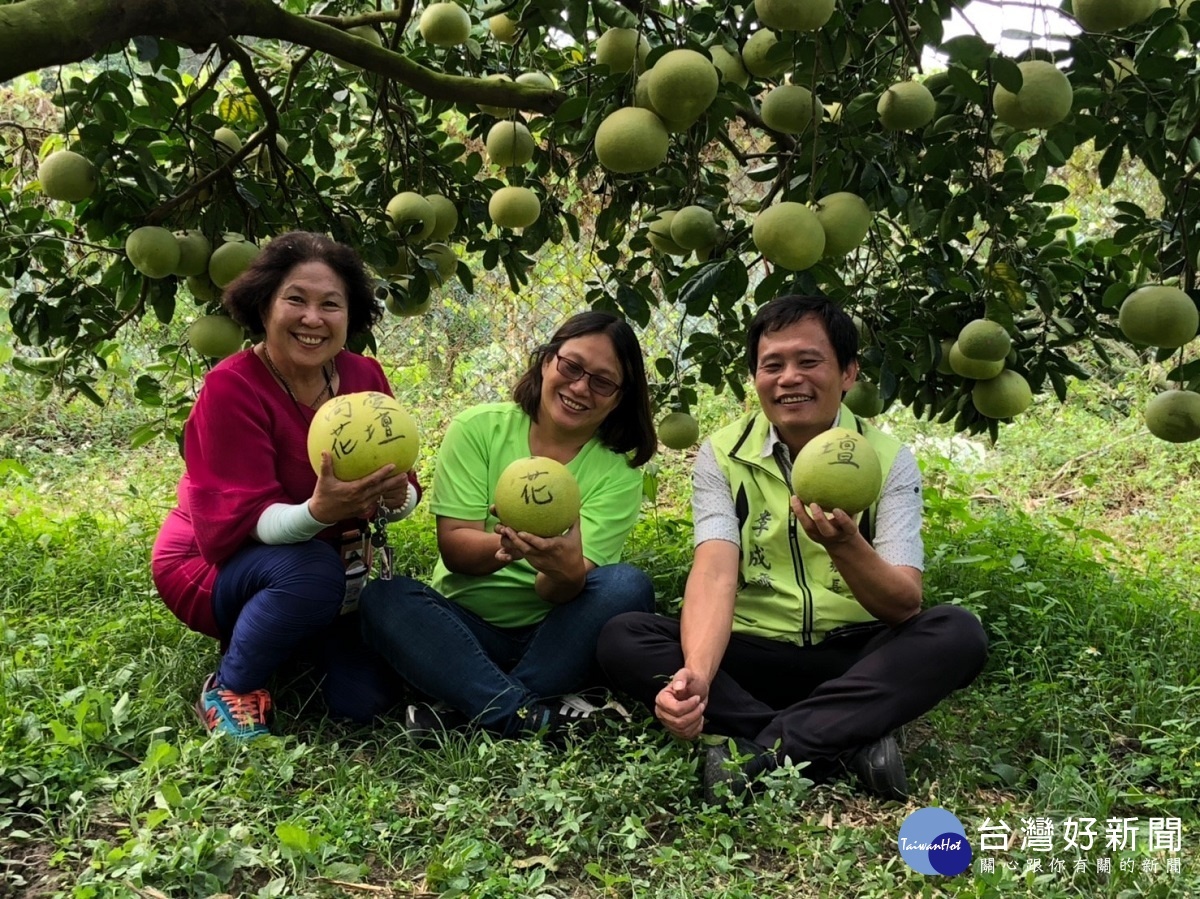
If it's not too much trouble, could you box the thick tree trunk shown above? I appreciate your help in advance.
[0,0,562,113]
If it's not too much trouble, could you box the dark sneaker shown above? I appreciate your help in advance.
[195,673,272,740]
[849,734,909,801]
[702,737,778,807]
[529,693,631,745]
[404,701,469,746]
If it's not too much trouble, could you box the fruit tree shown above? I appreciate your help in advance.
[2,0,1199,442]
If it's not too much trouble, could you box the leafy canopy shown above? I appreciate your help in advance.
[1,0,1199,442]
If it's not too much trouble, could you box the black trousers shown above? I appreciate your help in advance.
[596,605,988,781]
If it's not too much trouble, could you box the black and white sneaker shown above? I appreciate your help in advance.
[529,693,631,745]
[404,701,469,746]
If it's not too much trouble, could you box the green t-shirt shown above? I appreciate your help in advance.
[430,402,645,628]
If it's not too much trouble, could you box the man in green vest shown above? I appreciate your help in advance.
[596,295,988,801]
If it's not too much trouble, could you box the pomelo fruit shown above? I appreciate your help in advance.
[187,314,244,358]
[488,186,541,229]
[843,382,884,418]
[753,202,825,271]
[213,127,242,156]
[421,242,459,283]
[595,107,669,174]
[424,193,458,241]
[670,205,719,251]
[187,274,221,304]
[386,191,437,241]
[647,211,688,257]
[755,0,836,31]
[709,45,750,88]
[1118,285,1198,348]
[347,24,383,46]
[972,370,1033,418]
[761,83,819,133]
[307,390,420,479]
[126,226,181,279]
[208,238,260,288]
[595,28,650,73]
[1072,0,1158,32]
[173,230,212,277]
[936,338,956,375]
[419,2,472,47]
[877,81,936,130]
[486,120,535,167]
[948,342,1005,380]
[658,411,701,449]
[814,191,871,256]
[993,60,1073,130]
[516,71,555,90]
[957,319,1012,361]
[384,286,433,317]
[742,29,786,79]
[647,49,720,124]
[489,13,519,44]
[494,456,582,536]
[38,150,96,202]
[791,427,882,515]
[1145,389,1200,442]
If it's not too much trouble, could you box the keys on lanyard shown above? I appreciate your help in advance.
[371,503,394,581]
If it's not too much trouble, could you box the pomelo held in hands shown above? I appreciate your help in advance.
[307,391,420,481]
[790,427,882,516]
[494,456,582,537]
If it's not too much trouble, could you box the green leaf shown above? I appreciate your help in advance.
[1098,142,1123,188]
[594,0,638,29]
[554,95,589,123]
[991,57,1023,93]
[1032,184,1070,203]
[941,35,992,69]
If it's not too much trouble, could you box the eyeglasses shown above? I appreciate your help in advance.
[553,353,622,397]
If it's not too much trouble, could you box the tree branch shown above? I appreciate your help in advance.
[0,0,564,114]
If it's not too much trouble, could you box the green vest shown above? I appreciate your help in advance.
[708,407,902,646]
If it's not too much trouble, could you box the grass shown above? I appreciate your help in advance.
[2,374,1200,897]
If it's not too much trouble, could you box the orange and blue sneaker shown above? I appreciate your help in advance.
[195,673,272,740]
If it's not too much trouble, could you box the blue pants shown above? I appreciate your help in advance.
[211,540,402,723]
[358,564,655,737]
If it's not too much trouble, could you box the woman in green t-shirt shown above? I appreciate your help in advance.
[360,311,658,741]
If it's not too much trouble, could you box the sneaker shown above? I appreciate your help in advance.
[195,673,272,740]
[848,734,909,801]
[702,737,778,807]
[529,692,631,745]
[404,701,469,746]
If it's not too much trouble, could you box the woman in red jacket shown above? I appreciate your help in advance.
[152,232,419,739]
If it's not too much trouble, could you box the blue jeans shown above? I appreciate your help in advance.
[358,564,655,737]
[211,540,403,722]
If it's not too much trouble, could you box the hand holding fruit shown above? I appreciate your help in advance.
[495,518,583,578]
[792,497,859,547]
[379,470,414,512]
[309,452,407,523]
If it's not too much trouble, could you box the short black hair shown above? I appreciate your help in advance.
[746,295,858,374]
[512,311,657,467]
[222,231,381,337]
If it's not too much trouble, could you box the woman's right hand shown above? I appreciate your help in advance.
[308,452,410,524]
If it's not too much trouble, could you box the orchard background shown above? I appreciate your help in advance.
[3,0,1200,896]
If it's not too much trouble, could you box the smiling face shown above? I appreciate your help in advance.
[754,314,858,452]
[261,261,349,376]
[538,332,624,441]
